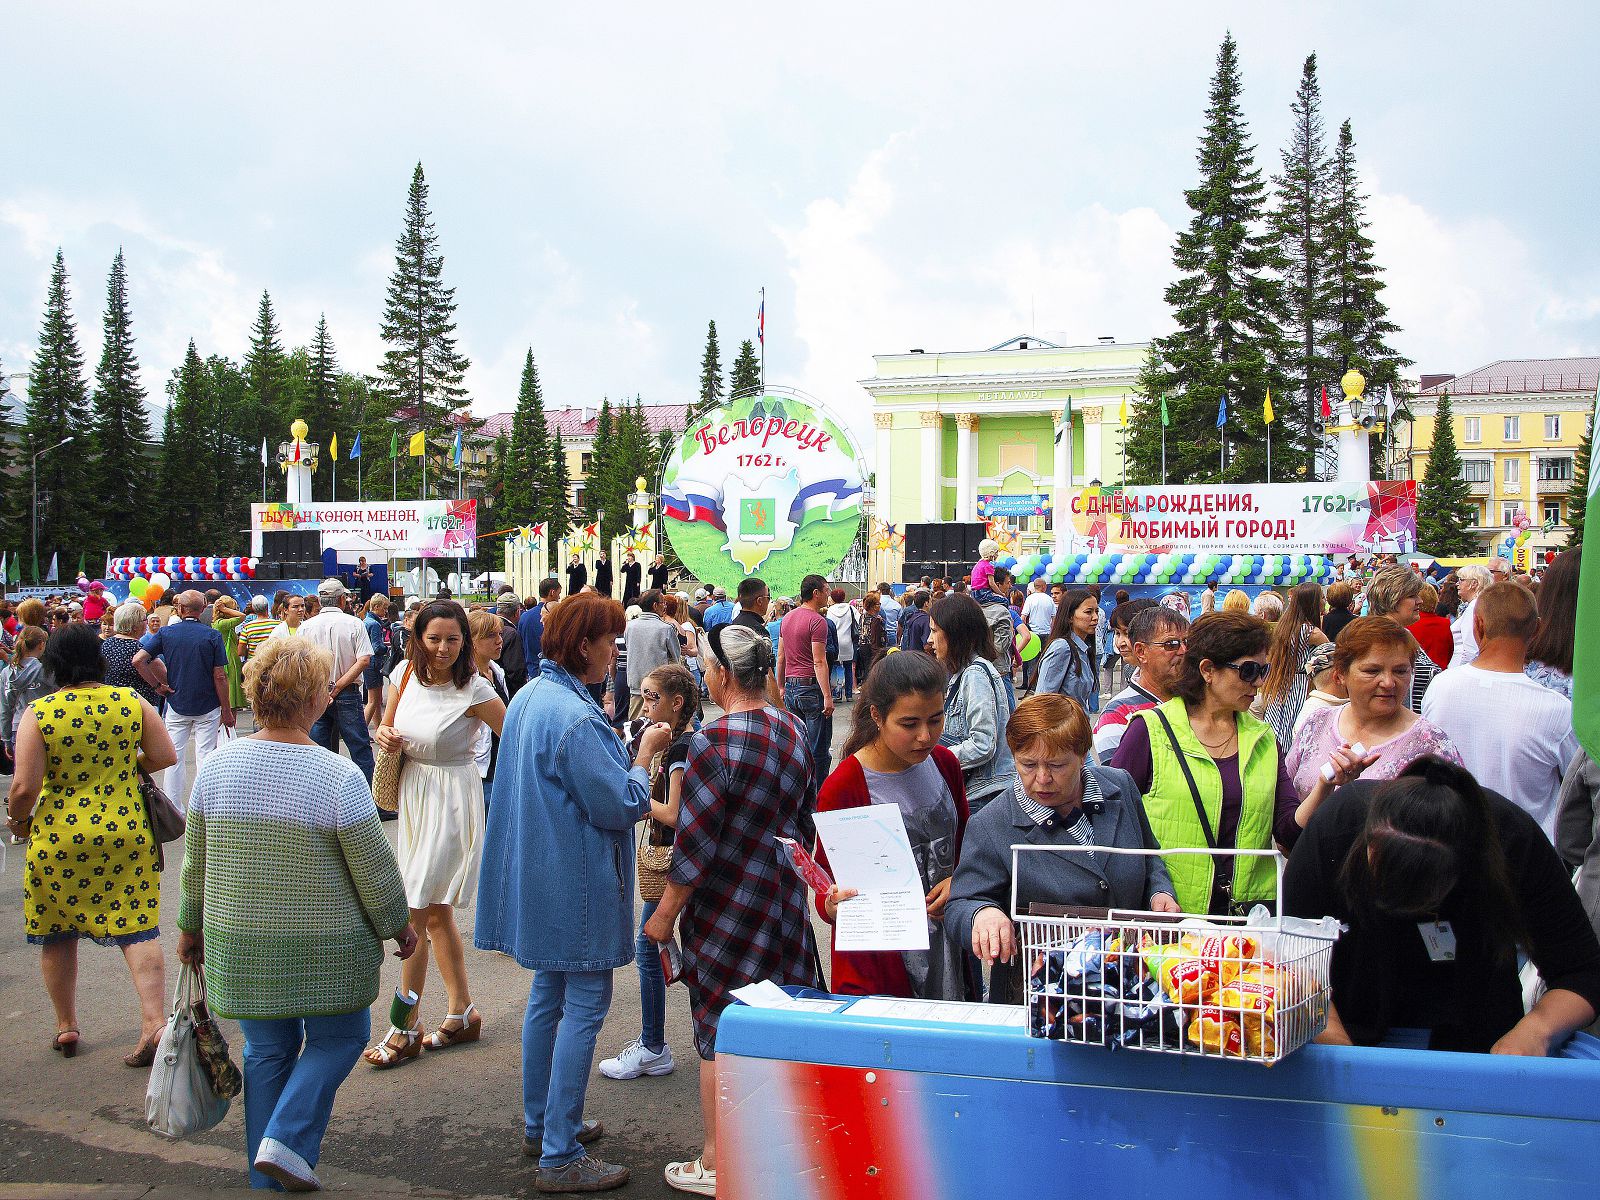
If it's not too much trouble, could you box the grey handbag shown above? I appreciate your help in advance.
[138,767,186,844]
[146,965,231,1139]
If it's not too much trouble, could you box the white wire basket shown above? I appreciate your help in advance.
[1012,845,1338,1065]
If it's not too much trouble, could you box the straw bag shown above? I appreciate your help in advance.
[372,664,413,813]
[636,747,673,902]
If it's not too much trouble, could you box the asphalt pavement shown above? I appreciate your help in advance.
[0,696,863,1198]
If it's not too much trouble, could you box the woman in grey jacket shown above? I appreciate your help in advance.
[1,628,49,753]
[946,693,1178,1004]
[929,595,1014,813]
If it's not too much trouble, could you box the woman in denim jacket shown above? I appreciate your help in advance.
[475,594,672,1194]
[1036,589,1102,717]
[929,595,1015,813]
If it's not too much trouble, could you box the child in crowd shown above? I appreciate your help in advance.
[969,539,1000,594]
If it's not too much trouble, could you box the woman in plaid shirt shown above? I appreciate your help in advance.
[645,623,818,1196]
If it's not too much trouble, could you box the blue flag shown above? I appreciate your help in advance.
[452,428,463,469]
[1215,392,1228,428]
[349,432,361,460]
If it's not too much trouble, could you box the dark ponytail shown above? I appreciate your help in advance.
[842,652,950,759]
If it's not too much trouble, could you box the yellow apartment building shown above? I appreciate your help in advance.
[1401,357,1597,557]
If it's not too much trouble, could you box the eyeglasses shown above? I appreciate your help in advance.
[1139,637,1188,653]
[641,688,662,703]
[1219,659,1270,685]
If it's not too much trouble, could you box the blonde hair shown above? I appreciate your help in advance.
[366,595,390,617]
[244,637,334,729]
[1221,589,1251,613]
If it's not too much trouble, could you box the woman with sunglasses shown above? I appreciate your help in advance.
[1108,612,1303,915]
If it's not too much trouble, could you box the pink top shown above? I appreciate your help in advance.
[970,559,995,592]
[779,606,829,680]
[1285,704,1463,801]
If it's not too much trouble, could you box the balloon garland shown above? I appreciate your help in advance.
[995,549,1336,589]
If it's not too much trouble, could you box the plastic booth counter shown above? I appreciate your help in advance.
[716,994,1600,1200]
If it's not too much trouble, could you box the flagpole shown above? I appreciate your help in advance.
[1160,421,1167,485]
[358,449,363,502]
[1267,422,1272,484]
[392,449,397,502]
[332,449,337,502]
[759,286,766,393]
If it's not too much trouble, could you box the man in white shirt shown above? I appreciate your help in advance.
[1423,582,1579,842]
[1020,578,1057,691]
[1449,562,1493,667]
[298,577,374,782]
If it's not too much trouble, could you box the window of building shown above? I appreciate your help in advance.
[1503,457,1520,485]
[1501,502,1522,526]
[1503,415,1520,441]
[1538,456,1573,482]
[580,452,593,474]
[1462,416,1481,443]
[1545,414,1561,441]
[1544,500,1562,526]
[1471,503,1485,528]
[1460,459,1492,483]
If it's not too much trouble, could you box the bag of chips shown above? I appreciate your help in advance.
[1218,964,1294,1057]
[1186,1005,1244,1057]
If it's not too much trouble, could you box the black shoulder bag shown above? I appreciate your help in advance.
[1148,707,1255,917]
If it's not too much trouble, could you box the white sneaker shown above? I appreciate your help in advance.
[598,1036,674,1080]
[253,1137,322,1192]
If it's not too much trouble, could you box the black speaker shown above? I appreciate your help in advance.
[257,561,282,581]
[903,523,933,562]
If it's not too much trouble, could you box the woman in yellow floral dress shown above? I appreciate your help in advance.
[5,625,176,1062]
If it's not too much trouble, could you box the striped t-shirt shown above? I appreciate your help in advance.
[237,615,279,659]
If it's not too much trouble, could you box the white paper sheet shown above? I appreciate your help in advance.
[729,980,845,1014]
[846,997,1027,1027]
[812,806,930,952]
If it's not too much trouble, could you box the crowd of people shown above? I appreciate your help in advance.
[2,541,1599,1194]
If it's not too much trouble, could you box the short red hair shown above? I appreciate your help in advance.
[1005,693,1092,758]
[540,593,625,674]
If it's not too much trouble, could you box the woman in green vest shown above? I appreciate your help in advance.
[1108,611,1303,915]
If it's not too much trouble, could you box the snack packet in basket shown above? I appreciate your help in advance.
[1218,964,1296,1057]
[1187,1005,1244,1056]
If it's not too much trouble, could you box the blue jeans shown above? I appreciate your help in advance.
[523,969,614,1169]
[311,685,374,782]
[634,900,665,1052]
[784,679,832,780]
[239,1009,369,1190]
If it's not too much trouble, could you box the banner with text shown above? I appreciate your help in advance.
[1062,481,1416,555]
[977,493,1052,519]
[252,500,477,558]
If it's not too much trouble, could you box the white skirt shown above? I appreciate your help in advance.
[397,759,486,909]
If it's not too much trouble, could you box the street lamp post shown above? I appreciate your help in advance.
[32,435,75,581]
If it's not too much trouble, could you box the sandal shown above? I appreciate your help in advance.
[53,1029,80,1059]
[124,1031,161,1069]
[363,1022,422,1069]
[664,1158,717,1196]
[423,1002,482,1050]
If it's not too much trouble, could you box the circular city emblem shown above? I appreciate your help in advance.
[660,389,866,595]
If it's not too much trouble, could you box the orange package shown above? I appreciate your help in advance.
[1218,964,1285,1056]
[1142,939,1208,1005]
[1191,933,1260,988]
[1187,1005,1244,1056]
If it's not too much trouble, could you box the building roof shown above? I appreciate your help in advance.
[475,402,690,443]
[1419,357,1600,397]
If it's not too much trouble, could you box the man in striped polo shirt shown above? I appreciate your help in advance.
[236,595,279,662]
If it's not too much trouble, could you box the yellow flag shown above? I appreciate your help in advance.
[329,432,338,458]
[1119,396,1128,427]
[408,430,426,457]
[1263,389,1275,425]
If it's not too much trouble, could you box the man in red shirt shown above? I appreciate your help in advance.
[777,573,835,777]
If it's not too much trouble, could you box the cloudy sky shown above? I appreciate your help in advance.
[5,2,1597,445]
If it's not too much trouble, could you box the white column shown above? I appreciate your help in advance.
[1082,406,1104,484]
[1053,411,1072,556]
[955,413,978,522]
[874,412,894,527]
[919,411,941,522]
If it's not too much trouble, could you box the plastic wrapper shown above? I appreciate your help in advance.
[1187,1005,1244,1056]
[1217,963,1294,1057]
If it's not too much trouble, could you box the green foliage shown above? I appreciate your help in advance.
[298,315,344,498]
[504,349,557,536]
[0,355,22,563]
[547,433,572,566]
[1415,392,1479,555]
[88,249,157,553]
[1569,412,1593,545]
[691,320,723,422]
[476,431,510,570]
[728,339,761,401]
[1127,34,1294,485]
[23,250,93,572]
[377,162,470,497]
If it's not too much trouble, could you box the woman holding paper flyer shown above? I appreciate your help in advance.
[643,623,816,1197]
[814,652,973,999]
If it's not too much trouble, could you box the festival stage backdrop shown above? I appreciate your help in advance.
[1062,481,1417,556]
[660,389,866,596]
[250,500,477,558]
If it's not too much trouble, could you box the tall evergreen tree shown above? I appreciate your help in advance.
[23,250,93,573]
[587,399,622,541]
[1568,412,1593,546]
[239,289,294,502]
[1269,54,1335,477]
[692,319,723,421]
[205,354,254,552]
[547,433,573,569]
[159,341,211,545]
[477,431,510,571]
[1325,120,1410,406]
[0,356,23,563]
[88,249,156,552]
[728,339,762,401]
[1128,34,1293,484]
[1414,392,1478,555]
[504,349,552,523]
[377,162,471,496]
[300,315,343,477]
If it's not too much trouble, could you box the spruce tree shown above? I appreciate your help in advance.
[477,431,510,570]
[1568,412,1593,545]
[208,354,254,552]
[1414,392,1478,555]
[547,433,573,569]
[1269,55,1335,477]
[301,315,343,479]
[692,320,723,421]
[377,162,471,496]
[88,249,156,552]
[0,357,23,563]
[504,349,551,522]
[1128,34,1292,485]
[1325,120,1410,406]
[587,400,620,541]
[24,250,93,573]
[241,289,294,499]
[159,341,211,545]
[728,339,762,401]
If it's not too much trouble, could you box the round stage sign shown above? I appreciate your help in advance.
[660,389,866,597]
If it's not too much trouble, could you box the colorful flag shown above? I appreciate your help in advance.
[330,432,338,459]
[409,430,425,457]
[291,439,301,463]
[1119,396,1128,428]
[1320,385,1332,421]
[77,552,86,577]
[1215,392,1228,429]
[350,432,361,460]
[45,552,58,583]
[452,429,463,469]
[1573,378,1600,761]
[390,430,399,459]
[757,293,765,345]
[1160,395,1169,427]
[1263,389,1275,425]
[5,553,17,584]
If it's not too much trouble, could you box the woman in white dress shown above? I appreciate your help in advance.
[364,601,506,1068]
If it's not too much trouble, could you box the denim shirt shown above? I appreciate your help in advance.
[1036,633,1099,715]
[939,658,1016,806]
[474,659,651,972]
